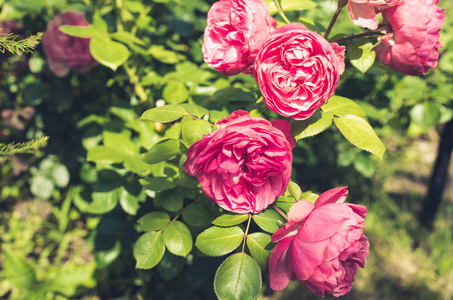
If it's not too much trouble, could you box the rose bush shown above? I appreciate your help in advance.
[375,0,444,75]
[202,0,277,75]
[183,110,295,214]
[348,0,402,30]
[254,23,342,120]
[269,187,369,297]
[42,11,97,77]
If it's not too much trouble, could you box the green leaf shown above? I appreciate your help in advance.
[92,14,108,34]
[182,119,212,145]
[138,211,171,231]
[253,209,285,234]
[157,252,185,281]
[124,156,151,175]
[287,181,302,200]
[195,226,244,256]
[159,190,184,212]
[59,25,99,38]
[30,175,54,199]
[246,232,272,270]
[143,139,182,164]
[87,145,125,163]
[110,31,146,46]
[134,231,165,269]
[119,182,146,215]
[354,155,376,178]
[290,110,333,140]
[103,130,137,156]
[87,184,119,214]
[141,105,189,123]
[163,81,189,104]
[182,203,211,227]
[410,102,441,128]
[163,221,193,257]
[212,214,249,227]
[95,240,121,269]
[348,39,376,73]
[214,253,262,300]
[51,164,70,188]
[334,114,386,160]
[281,0,317,11]
[2,245,36,289]
[140,177,177,191]
[275,196,297,214]
[321,95,367,117]
[209,110,230,123]
[180,103,209,118]
[90,36,130,71]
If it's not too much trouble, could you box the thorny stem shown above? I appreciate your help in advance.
[324,0,348,39]
[274,0,291,24]
[331,31,383,43]
[241,214,253,252]
[272,204,288,221]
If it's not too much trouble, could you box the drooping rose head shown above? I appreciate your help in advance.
[269,187,369,297]
[202,0,277,76]
[348,0,402,30]
[183,110,295,214]
[254,23,341,120]
[375,0,444,75]
[42,11,97,77]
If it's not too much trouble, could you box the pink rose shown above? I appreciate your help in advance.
[202,0,277,76]
[254,23,341,120]
[375,0,444,75]
[348,0,402,30]
[42,11,97,77]
[183,110,295,214]
[269,187,369,297]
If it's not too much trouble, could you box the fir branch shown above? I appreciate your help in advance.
[0,136,49,157]
[0,32,42,55]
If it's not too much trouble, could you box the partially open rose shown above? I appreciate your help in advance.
[269,187,369,297]
[348,0,402,30]
[202,0,277,75]
[374,0,444,75]
[184,110,295,214]
[42,11,97,77]
[254,23,341,120]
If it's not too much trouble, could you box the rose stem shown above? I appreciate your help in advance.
[274,0,291,24]
[330,31,383,43]
[324,0,348,39]
[272,204,288,221]
[241,214,253,252]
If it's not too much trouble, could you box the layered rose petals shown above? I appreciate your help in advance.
[202,0,277,75]
[348,0,402,30]
[254,23,341,120]
[375,0,444,75]
[183,110,295,214]
[42,11,97,77]
[269,187,369,297]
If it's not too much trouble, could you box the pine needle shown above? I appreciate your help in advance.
[0,136,49,157]
[0,32,42,55]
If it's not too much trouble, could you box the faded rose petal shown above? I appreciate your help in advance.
[348,0,402,29]
[42,11,97,77]
[184,110,294,214]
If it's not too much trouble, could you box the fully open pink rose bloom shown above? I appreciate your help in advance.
[202,0,277,76]
[183,110,295,214]
[348,0,402,30]
[375,0,444,75]
[254,23,341,120]
[42,11,97,77]
[269,187,369,297]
